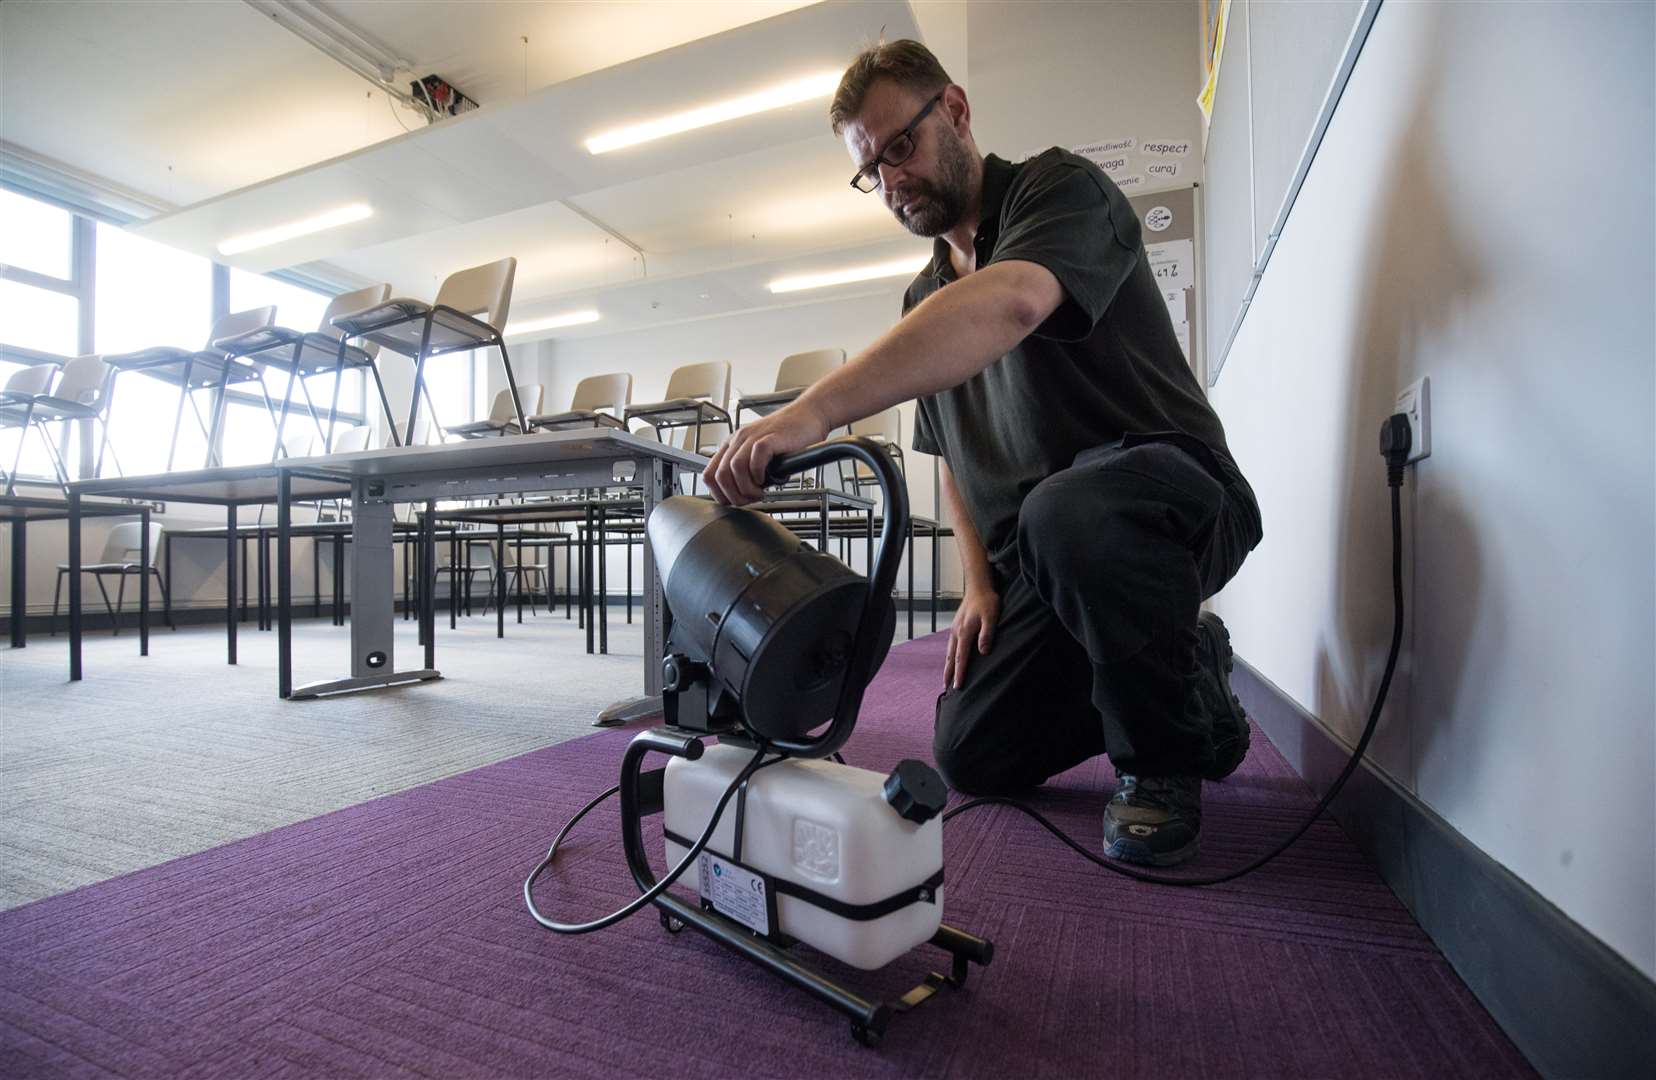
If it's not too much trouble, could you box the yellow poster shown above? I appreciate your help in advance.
[1198,0,1232,124]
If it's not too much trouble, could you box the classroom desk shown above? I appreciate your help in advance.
[2,494,159,654]
[66,466,351,680]
[276,430,704,716]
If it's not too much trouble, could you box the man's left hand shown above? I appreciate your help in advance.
[704,402,831,505]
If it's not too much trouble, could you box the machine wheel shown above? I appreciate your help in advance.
[851,1022,883,1048]
[659,912,685,934]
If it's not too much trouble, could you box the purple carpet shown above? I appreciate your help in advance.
[0,634,1532,1078]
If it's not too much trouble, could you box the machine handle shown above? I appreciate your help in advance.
[762,436,910,758]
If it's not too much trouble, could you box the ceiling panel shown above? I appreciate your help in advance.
[131,1,921,270]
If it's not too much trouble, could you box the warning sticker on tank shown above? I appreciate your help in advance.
[697,853,770,936]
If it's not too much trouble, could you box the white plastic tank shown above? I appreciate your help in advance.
[663,742,943,970]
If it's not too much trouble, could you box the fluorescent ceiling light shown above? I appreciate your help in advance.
[586,72,840,154]
[217,203,373,255]
[508,310,601,335]
[768,255,930,294]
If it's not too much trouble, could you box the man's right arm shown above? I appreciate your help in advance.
[940,460,1000,689]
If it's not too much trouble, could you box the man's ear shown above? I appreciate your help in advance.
[942,84,971,134]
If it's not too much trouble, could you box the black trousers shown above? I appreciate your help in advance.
[933,436,1263,792]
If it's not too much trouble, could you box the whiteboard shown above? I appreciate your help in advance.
[1202,0,1381,385]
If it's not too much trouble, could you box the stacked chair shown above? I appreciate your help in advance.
[446,384,545,439]
[100,305,277,470]
[211,283,395,457]
[528,372,632,432]
[329,258,522,446]
[0,363,68,495]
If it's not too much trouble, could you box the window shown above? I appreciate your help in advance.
[94,222,211,355]
[0,278,78,356]
[419,350,489,440]
[1,187,86,484]
[0,187,72,280]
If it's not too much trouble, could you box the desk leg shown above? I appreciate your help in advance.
[495,522,505,640]
[907,523,915,642]
[422,503,436,670]
[226,505,237,664]
[290,488,438,698]
[10,519,24,649]
[69,493,81,679]
[594,459,670,727]
[606,503,612,652]
[139,506,150,657]
[583,506,594,654]
[333,532,344,625]
[278,472,292,698]
[514,533,524,624]
[164,535,173,629]
[931,525,939,634]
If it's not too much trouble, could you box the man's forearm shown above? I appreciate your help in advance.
[940,461,994,594]
[791,261,1053,433]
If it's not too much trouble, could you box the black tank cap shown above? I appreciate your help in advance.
[883,759,948,824]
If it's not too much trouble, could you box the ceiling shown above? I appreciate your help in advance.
[0,0,959,344]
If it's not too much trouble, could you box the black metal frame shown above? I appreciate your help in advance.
[338,303,526,445]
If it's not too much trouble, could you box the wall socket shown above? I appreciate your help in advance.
[1395,376,1431,463]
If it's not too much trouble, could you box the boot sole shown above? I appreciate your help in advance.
[1104,834,1201,867]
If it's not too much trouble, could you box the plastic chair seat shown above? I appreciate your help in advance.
[735,387,803,418]
[56,561,146,573]
[624,398,731,428]
[101,347,263,388]
[527,410,626,432]
[331,300,498,357]
[212,327,376,374]
[11,394,101,423]
[446,418,521,438]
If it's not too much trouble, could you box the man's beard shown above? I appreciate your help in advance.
[891,131,971,237]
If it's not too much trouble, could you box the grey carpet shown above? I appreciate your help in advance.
[0,608,659,910]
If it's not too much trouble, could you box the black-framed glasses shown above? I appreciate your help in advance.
[849,92,944,193]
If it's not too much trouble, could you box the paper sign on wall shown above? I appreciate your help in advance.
[1073,138,1136,157]
[1139,140,1192,158]
[1145,161,1182,180]
[1147,239,1194,294]
[1113,173,1147,190]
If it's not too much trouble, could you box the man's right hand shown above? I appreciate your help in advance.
[944,585,1001,689]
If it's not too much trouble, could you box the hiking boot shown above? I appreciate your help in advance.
[1197,612,1250,781]
[1102,773,1202,866]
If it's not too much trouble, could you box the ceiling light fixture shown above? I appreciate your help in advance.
[217,203,373,255]
[508,309,601,335]
[767,254,930,294]
[586,72,840,154]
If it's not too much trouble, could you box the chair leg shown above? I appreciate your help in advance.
[153,567,175,630]
[93,574,116,634]
[51,569,63,636]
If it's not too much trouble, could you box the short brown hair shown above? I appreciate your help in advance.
[830,39,952,135]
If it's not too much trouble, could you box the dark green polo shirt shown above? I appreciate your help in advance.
[908,149,1241,565]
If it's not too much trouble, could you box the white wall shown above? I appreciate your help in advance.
[1207,1,1655,978]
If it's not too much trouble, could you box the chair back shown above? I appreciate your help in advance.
[487,384,542,423]
[4,364,57,396]
[465,539,497,571]
[775,348,844,391]
[570,372,631,416]
[435,258,516,332]
[330,425,372,453]
[51,355,112,408]
[846,408,904,485]
[100,521,164,567]
[679,422,729,456]
[318,284,392,335]
[207,306,277,353]
[282,431,318,459]
[320,284,392,357]
[662,361,730,409]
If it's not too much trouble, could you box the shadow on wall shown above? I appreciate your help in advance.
[1315,4,1491,793]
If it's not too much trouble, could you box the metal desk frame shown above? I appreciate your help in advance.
[275,430,703,712]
